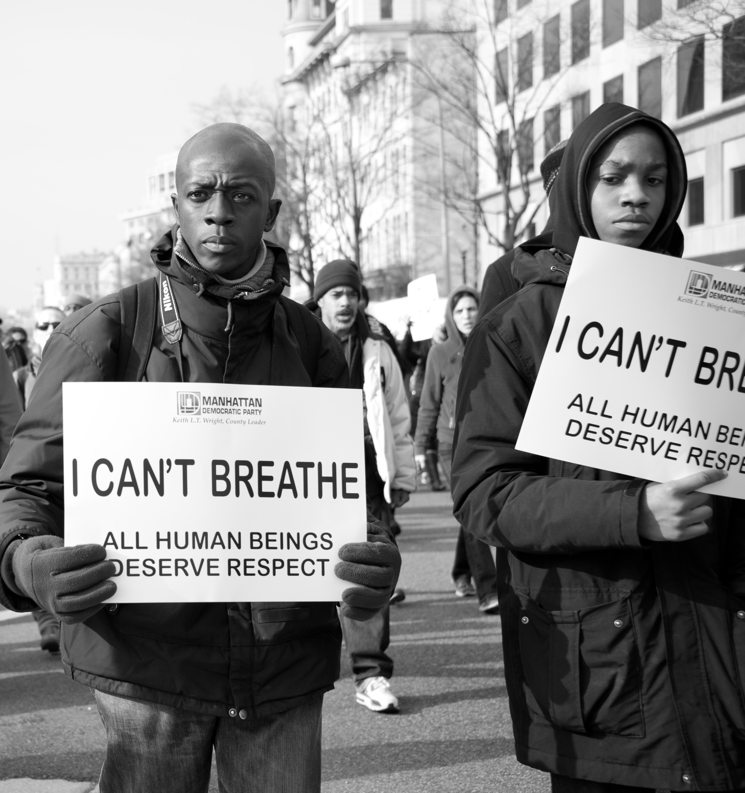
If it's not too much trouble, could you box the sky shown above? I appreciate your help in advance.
[0,1,287,313]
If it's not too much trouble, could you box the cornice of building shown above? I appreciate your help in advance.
[308,10,336,46]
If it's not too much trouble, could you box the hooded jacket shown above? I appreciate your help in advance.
[0,230,349,719]
[452,104,745,790]
[414,284,479,454]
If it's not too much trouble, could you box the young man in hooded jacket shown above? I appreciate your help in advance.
[452,103,745,791]
[0,123,401,793]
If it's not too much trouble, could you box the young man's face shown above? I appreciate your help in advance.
[452,295,478,337]
[318,287,359,339]
[173,142,281,279]
[587,125,668,249]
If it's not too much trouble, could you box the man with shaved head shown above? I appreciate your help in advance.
[0,124,400,792]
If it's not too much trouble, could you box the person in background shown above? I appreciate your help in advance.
[62,293,92,316]
[12,306,67,653]
[314,259,416,714]
[415,286,498,612]
[0,349,21,467]
[453,103,745,792]
[3,326,29,372]
[14,307,65,411]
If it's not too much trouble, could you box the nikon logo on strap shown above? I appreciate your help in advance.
[159,273,182,345]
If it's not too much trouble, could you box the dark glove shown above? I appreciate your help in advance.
[336,519,401,621]
[9,536,117,624]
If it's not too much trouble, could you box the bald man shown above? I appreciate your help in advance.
[0,123,400,792]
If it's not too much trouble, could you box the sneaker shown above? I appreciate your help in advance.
[355,676,400,713]
[39,626,60,653]
[453,575,476,598]
[479,596,500,615]
[389,588,406,605]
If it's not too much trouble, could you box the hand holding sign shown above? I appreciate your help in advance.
[9,536,117,623]
[639,469,727,543]
[336,520,401,621]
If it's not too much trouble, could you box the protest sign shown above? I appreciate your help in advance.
[516,238,745,499]
[407,274,442,341]
[63,383,367,602]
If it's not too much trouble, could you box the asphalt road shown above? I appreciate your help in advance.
[0,490,549,793]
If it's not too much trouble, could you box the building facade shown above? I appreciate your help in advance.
[53,251,106,304]
[281,0,477,301]
[481,0,745,269]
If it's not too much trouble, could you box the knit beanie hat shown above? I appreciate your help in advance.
[540,139,567,195]
[314,259,362,301]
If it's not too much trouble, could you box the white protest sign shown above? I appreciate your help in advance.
[407,274,442,341]
[516,237,745,499]
[63,383,367,602]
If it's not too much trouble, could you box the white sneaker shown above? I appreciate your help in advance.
[355,676,400,713]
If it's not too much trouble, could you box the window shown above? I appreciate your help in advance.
[518,118,534,173]
[517,0,531,7]
[603,75,624,104]
[168,171,175,190]
[678,0,695,6]
[723,15,745,101]
[517,33,533,92]
[603,0,624,46]
[495,0,508,25]
[677,36,704,117]
[287,47,294,70]
[543,14,561,78]
[572,91,590,130]
[638,57,662,118]
[734,167,745,217]
[381,0,392,19]
[311,0,322,17]
[159,173,166,191]
[544,105,561,152]
[497,130,511,183]
[287,0,293,20]
[637,0,661,27]
[495,47,509,104]
[571,0,591,64]
[687,178,704,225]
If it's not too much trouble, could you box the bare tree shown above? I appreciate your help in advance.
[638,1,745,98]
[408,0,592,259]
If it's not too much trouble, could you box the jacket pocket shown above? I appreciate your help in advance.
[517,594,644,737]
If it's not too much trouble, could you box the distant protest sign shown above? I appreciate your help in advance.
[516,238,745,499]
[63,383,367,602]
[407,274,441,341]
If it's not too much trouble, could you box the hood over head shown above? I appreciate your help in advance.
[547,102,687,258]
[444,284,480,345]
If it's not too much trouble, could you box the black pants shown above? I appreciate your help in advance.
[438,445,498,602]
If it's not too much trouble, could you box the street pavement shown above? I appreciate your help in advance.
[0,489,550,793]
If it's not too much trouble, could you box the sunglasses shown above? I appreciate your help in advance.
[36,322,61,331]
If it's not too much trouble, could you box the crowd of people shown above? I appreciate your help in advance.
[1,102,744,792]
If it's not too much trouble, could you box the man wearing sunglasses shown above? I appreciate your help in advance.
[12,305,65,654]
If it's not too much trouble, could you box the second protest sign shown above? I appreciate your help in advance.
[516,238,745,499]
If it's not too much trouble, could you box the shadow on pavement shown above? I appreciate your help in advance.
[322,737,514,781]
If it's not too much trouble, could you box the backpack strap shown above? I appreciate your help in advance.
[280,296,322,384]
[116,278,158,382]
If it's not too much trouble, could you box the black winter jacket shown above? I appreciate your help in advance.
[452,104,745,790]
[0,231,349,718]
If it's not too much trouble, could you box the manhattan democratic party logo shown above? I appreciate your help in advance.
[685,271,710,298]
[177,391,201,416]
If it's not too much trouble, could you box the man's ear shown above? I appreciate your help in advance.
[171,194,179,221]
[264,199,282,232]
